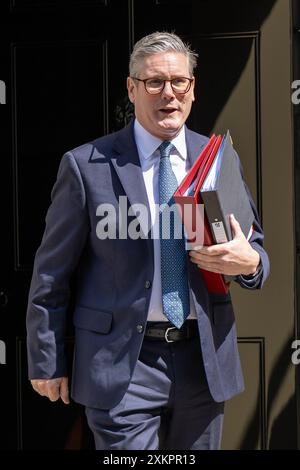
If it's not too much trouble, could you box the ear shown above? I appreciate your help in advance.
[191,76,195,102]
[127,77,136,104]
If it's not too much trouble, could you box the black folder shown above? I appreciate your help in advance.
[200,130,254,243]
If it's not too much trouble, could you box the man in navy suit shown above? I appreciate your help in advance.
[27,31,269,450]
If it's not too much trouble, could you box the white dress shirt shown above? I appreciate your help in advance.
[134,118,197,322]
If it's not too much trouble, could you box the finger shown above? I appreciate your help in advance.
[190,249,205,258]
[60,378,70,405]
[189,251,225,264]
[230,214,243,239]
[195,257,224,270]
[189,253,209,264]
[31,380,42,394]
[47,380,61,402]
[190,246,226,258]
[31,379,48,396]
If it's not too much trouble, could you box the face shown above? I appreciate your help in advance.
[127,52,195,140]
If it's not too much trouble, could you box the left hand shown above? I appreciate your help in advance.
[189,214,260,276]
[31,377,70,404]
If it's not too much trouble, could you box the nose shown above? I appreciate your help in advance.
[161,80,175,99]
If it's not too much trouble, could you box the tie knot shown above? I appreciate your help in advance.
[159,141,173,158]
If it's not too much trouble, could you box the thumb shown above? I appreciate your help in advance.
[60,377,70,404]
[230,213,243,239]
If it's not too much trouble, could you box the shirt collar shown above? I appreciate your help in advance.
[134,118,187,161]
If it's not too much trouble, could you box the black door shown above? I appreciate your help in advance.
[0,0,131,450]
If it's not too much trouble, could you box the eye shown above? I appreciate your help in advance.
[172,78,188,86]
[147,79,163,88]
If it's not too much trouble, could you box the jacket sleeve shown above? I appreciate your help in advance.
[234,151,270,290]
[26,152,90,379]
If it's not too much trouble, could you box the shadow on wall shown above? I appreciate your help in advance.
[188,0,279,135]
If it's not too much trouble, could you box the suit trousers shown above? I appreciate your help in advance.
[85,330,224,450]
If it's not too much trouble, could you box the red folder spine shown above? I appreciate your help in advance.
[174,134,230,294]
[174,194,230,294]
[200,269,230,294]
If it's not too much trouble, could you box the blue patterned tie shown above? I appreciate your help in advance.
[159,141,190,329]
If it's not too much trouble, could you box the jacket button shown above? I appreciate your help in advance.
[145,280,151,289]
[137,324,144,333]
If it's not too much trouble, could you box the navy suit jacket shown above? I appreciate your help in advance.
[26,121,269,409]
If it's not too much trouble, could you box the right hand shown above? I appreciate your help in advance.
[31,376,70,404]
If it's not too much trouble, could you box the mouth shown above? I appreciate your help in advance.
[158,107,178,115]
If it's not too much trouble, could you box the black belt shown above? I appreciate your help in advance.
[144,320,199,343]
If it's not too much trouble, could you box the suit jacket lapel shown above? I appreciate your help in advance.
[112,124,207,208]
[111,121,153,243]
[185,127,208,168]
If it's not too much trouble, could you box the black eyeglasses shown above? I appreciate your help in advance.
[132,77,194,95]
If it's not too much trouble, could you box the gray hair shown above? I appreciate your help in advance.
[129,31,198,77]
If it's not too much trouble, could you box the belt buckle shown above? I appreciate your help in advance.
[164,326,177,343]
